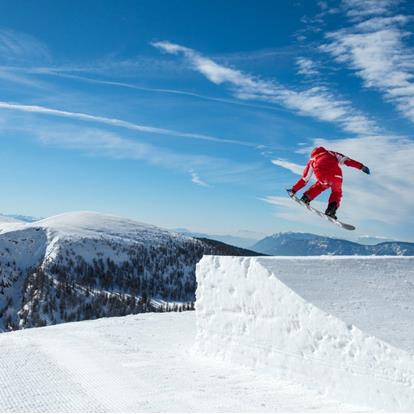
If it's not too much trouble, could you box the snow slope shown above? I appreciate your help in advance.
[2,211,190,258]
[195,256,414,411]
[0,211,191,267]
[32,211,188,243]
[0,312,362,412]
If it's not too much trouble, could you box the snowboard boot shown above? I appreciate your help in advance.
[325,201,338,220]
[300,194,311,205]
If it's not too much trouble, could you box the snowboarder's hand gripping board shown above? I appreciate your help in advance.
[287,190,356,231]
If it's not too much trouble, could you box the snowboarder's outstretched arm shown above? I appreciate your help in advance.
[291,160,314,194]
[332,151,370,174]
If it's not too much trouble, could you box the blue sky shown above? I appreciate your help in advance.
[0,0,413,242]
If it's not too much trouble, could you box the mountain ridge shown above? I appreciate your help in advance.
[253,232,414,255]
[173,228,259,249]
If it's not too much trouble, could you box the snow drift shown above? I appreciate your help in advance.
[195,256,414,411]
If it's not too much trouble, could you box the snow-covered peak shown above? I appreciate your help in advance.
[2,211,187,245]
[36,211,166,233]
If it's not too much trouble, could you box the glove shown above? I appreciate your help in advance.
[361,166,370,175]
[287,188,296,197]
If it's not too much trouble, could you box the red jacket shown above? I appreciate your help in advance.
[292,147,363,193]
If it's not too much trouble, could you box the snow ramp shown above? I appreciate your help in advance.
[195,256,414,411]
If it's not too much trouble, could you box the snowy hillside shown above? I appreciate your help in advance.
[253,232,414,255]
[0,211,259,331]
[196,256,414,411]
[1,255,413,412]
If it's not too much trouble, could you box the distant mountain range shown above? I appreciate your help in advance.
[0,214,39,223]
[173,228,258,249]
[252,232,414,256]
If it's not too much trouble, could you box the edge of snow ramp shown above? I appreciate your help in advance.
[195,256,414,411]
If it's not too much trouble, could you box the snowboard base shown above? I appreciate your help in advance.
[287,190,355,231]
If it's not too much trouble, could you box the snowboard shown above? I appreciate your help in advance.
[287,190,355,231]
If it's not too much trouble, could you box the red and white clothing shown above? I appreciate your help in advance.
[292,147,364,207]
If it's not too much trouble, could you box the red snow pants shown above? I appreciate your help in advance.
[304,174,343,207]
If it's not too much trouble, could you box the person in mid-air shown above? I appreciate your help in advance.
[288,146,370,219]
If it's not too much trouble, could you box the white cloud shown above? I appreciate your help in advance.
[153,41,378,135]
[271,159,305,175]
[26,123,263,187]
[322,3,414,124]
[189,170,210,187]
[0,100,256,147]
[36,125,207,170]
[0,67,46,88]
[0,106,267,188]
[33,70,296,116]
[0,29,50,64]
[0,29,51,88]
[296,57,319,76]
[342,0,400,20]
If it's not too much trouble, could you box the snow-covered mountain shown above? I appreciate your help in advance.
[0,211,260,332]
[253,232,414,256]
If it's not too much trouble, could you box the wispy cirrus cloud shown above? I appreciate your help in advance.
[152,41,379,135]
[296,57,319,77]
[0,29,50,64]
[189,170,210,187]
[271,159,304,175]
[0,104,269,189]
[0,67,47,88]
[0,100,258,147]
[36,124,211,170]
[0,29,51,87]
[322,1,414,124]
[342,0,400,20]
[30,70,298,116]
[11,120,262,187]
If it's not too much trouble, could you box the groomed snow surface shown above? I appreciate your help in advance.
[196,256,414,412]
[0,313,360,412]
[1,255,413,412]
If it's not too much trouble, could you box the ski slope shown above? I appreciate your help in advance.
[0,312,360,412]
[1,255,413,412]
[196,256,414,411]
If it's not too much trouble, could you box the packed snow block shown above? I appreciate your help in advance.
[195,256,414,411]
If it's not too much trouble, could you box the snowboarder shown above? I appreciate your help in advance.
[287,146,370,219]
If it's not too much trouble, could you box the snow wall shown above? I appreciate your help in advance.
[195,256,414,411]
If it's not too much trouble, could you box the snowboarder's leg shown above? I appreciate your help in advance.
[328,177,342,207]
[325,177,342,219]
[304,181,328,203]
